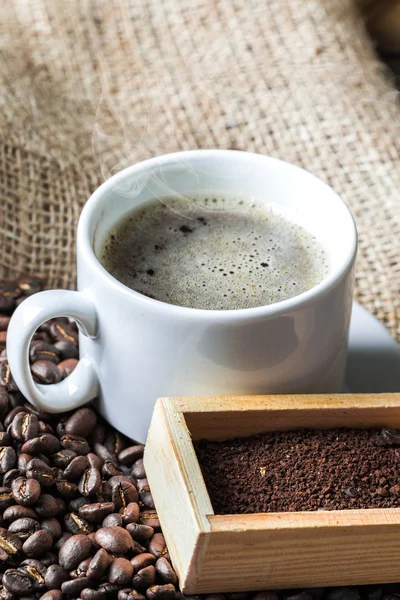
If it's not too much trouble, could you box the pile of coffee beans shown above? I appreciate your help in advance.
[0,277,398,600]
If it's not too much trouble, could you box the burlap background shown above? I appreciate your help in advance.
[0,1,399,340]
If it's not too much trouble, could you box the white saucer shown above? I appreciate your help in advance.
[346,302,400,392]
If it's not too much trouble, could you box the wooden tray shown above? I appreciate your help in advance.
[143,394,400,593]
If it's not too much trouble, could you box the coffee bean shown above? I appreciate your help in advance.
[131,459,146,480]
[58,358,78,378]
[35,494,65,518]
[0,487,15,511]
[63,455,88,481]
[145,584,175,600]
[0,447,16,473]
[155,558,177,585]
[41,550,58,567]
[18,277,44,295]
[108,557,133,585]
[0,586,13,600]
[79,468,101,497]
[120,503,139,525]
[18,453,33,473]
[118,446,144,467]
[49,322,78,344]
[19,559,47,590]
[285,594,312,600]
[325,590,360,600]
[51,449,77,469]
[104,431,125,457]
[130,554,155,574]
[22,434,60,455]
[4,407,25,428]
[59,534,92,570]
[148,534,168,559]
[41,517,62,540]
[139,511,160,530]
[3,506,38,522]
[118,590,146,600]
[0,315,11,331]
[8,518,40,541]
[86,548,111,580]
[26,459,55,486]
[55,479,79,499]
[94,444,117,465]
[78,502,115,524]
[102,461,124,479]
[40,591,63,600]
[133,566,156,591]
[2,569,35,594]
[98,582,121,600]
[131,539,147,557]
[31,361,62,385]
[102,513,123,528]
[64,512,94,535]
[0,431,11,447]
[61,435,90,456]
[69,496,89,512]
[29,343,60,364]
[10,413,39,442]
[126,525,154,544]
[12,477,41,506]
[3,469,22,488]
[0,527,22,561]
[64,408,97,438]
[95,526,133,554]
[53,532,72,552]
[87,453,103,470]
[0,388,10,418]
[112,482,138,511]
[0,363,18,392]
[61,577,94,597]
[96,480,112,503]
[22,529,53,557]
[44,564,70,589]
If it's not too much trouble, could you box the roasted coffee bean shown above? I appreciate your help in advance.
[51,449,77,469]
[61,435,90,456]
[22,434,60,455]
[44,564,70,589]
[40,591,63,600]
[96,480,112,503]
[69,496,89,512]
[104,431,125,457]
[132,566,156,590]
[37,421,55,435]
[0,315,11,331]
[118,590,146,600]
[18,453,33,473]
[130,554,155,574]
[154,558,177,585]
[12,477,41,506]
[82,588,108,600]
[285,594,312,600]
[118,446,144,467]
[4,407,25,428]
[22,529,53,557]
[139,492,154,510]
[26,459,55,486]
[91,423,107,445]
[145,584,175,600]
[79,468,101,497]
[112,482,138,510]
[10,413,39,442]
[18,277,44,295]
[53,532,72,552]
[108,557,134,585]
[0,431,12,446]
[95,526,133,554]
[0,446,16,473]
[148,534,168,559]
[58,358,78,378]
[86,548,111,580]
[3,506,38,522]
[0,487,15,511]
[63,455,88,481]
[29,343,60,365]
[0,527,23,561]
[2,569,36,594]
[139,511,160,530]
[102,461,123,479]
[131,539,147,556]
[131,459,146,480]
[64,408,97,437]
[41,517,62,540]
[19,559,47,590]
[98,583,121,600]
[41,550,58,566]
[325,590,360,600]
[0,388,10,419]
[55,479,79,499]
[102,513,123,528]
[0,586,13,600]
[87,453,103,470]
[61,577,94,597]
[78,502,115,524]
[59,534,92,570]
[127,524,154,544]
[49,322,78,344]
[8,518,40,541]
[64,512,94,535]
[0,362,18,392]
[94,444,117,465]
[22,403,51,423]
[2,468,20,487]
[35,494,65,518]
[31,361,62,385]
[120,502,140,525]
[53,340,79,360]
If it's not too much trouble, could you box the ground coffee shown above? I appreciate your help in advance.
[195,428,400,514]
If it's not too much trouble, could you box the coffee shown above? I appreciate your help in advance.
[99,194,328,310]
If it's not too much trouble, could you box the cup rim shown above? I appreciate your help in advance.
[78,149,357,320]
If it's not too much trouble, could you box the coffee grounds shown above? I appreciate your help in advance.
[194,428,400,514]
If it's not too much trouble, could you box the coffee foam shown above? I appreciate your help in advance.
[100,194,329,310]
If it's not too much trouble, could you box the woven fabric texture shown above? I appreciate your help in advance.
[0,0,399,339]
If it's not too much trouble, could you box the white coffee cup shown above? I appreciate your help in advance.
[7,150,357,442]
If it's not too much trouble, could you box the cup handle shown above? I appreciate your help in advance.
[7,290,99,413]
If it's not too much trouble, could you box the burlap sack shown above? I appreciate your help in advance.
[0,1,399,340]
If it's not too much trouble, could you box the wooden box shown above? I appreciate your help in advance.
[144,394,400,594]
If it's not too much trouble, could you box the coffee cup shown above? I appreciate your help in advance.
[7,150,357,442]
